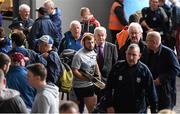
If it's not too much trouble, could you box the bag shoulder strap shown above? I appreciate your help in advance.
[159,7,168,22]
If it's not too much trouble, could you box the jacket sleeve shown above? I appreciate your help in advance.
[114,6,128,26]
[15,96,28,113]
[145,68,158,113]
[46,51,62,83]
[58,37,66,55]
[104,64,118,108]
[159,51,180,84]
[32,95,50,113]
[112,45,118,65]
[27,22,40,50]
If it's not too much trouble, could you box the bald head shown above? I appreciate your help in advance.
[146,31,161,52]
[127,43,140,53]
[146,31,161,44]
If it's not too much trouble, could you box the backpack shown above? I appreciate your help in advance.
[57,49,76,99]
[58,62,73,93]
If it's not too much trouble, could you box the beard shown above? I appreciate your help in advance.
[84,47,94,51]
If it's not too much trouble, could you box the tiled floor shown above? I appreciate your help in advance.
[59,77,180,113]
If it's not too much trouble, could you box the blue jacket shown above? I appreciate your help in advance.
[49,8,62,41]
[28,15,60,51]
[58,31,83,54]
[146,44,180,110]
[105,60,158,113]
[6,66,36,109]
[8,47,29,57]
[45,50,63,84]
[0,37,12,54]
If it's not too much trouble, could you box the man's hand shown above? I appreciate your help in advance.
[154,78,161,86]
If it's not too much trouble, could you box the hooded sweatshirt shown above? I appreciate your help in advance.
[49,8,62,41]
[81,15,100,33]
[31,83,59,113]
[0,88,27,113]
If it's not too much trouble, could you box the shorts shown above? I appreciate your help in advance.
[74,85,95,100]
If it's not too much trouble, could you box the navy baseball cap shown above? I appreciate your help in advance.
[9,21,25,30]
[36,7,48,15]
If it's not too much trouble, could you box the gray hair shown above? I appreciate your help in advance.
[94,26,107,35]
[128,22,143,34]
[127,43,140,53]
[69,20,81,29]
[44,0,55,8]
[19,4,30,11]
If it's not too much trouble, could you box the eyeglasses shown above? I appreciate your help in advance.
[129,32,141,35]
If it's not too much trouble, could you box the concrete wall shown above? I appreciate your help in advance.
[3,0,113,41]
[36,0,113,41]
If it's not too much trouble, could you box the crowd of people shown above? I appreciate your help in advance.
[0,0,180,113]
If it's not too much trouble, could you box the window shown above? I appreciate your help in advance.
[0,0,13,17]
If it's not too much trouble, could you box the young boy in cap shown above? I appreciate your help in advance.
[6,52,36,110]
[9,21,25,33]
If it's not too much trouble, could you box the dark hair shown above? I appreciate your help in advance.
[11,32,26,46]
[0,27,5,38]
[59,101,79,113]
[36,7,48,15]
[114,0,122,3]
[0,53,11,69]
[27,63,47,81]
[129,13,140,23]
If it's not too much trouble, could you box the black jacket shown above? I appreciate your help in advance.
[145,44,180,110]
[105,60,158,113]
[118,39,148,63]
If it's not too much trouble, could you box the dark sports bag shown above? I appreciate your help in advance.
[57,49,76,100]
